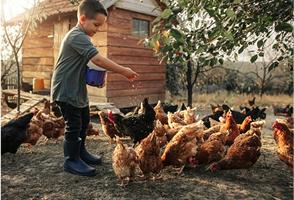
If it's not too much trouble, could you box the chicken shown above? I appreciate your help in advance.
[98,111,123,142]
[162,103,178,113]
[272,121,293,171]
[196,132,226,165]
[209,128,262,172]
[238,116,252,134]
[220,110,240,145]
[164,124,182,141]
[41,116,65,139]
[108,98,156,146]
[3,95,17,109]
[183,107,197,124]
[161,123,204,172]
[273,104,293,117]
[86,122,99,136]
[201,110,224,128]
[135,132,163,175]
[250,120,266,129]
[1,111,35,154]
[36,99,51,118]
[112,140,141,185]
[167,112,186,129]
[248,97,256,107]
[153,100,168,125]
[210,104,222,114]
[202,124,221,141]
[24,122,43,145]
[152,120,168,148]
[222,104,267,124]
[276,117,293,129]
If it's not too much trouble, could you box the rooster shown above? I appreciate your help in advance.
[112,140,141,186]
[209,128,262,172]
[108,98,156,146]
[272,120,293,171]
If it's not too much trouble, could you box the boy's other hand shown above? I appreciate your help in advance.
[123,67,139,81]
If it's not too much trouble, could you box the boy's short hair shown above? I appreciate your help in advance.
[78,0,108,19]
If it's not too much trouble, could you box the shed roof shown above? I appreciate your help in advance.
[9,0,164,23]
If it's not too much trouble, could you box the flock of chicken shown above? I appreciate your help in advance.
[95,98,292,185]
[1,99,99,154]
[1,97,293,186]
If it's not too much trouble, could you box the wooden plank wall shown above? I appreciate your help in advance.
[88,18,108,102]
[106,8,165,107]
[22,20,54,88]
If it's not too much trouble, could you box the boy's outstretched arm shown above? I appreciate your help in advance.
[91,54,139,81]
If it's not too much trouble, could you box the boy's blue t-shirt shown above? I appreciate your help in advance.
[51,26,98,108]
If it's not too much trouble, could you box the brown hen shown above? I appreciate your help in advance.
[161,123,203,172]
[272,120,293,171]
[112,140,141,185]
[220,110,240,145]
[209,128,261,172]
[153,100,168,125]
[135,132,163,175]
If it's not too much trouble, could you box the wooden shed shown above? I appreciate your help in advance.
[21,0,166,107]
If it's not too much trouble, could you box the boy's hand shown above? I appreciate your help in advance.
[123,67,139,81]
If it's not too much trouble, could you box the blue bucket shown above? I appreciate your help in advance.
[86,61,106,87]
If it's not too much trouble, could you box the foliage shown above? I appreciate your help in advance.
[1,0,47,110]
[144,0,293,104]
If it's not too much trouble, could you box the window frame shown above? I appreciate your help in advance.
[132,18,150,38]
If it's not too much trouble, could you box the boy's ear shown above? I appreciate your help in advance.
[79,15,87,23]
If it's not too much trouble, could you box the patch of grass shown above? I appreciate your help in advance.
[166,91,293,108]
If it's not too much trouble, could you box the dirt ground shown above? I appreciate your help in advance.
[1,108,293,200]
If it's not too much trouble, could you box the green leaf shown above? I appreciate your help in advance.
[170,29,183,42]
[275,22,293,33]
[238,46,244,54]
[219,58,224,65]
[277,56,284,61]
[250,55,258,63]
[226,9,235,18]
[259,52,264,57]
[233,0,241,3]
[268,61,279,72]
[224,31,234,41]
[161,9,172,19]
[257,40,264,48]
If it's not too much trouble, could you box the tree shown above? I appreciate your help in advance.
[1,0,46,111]
[144,0,293,106]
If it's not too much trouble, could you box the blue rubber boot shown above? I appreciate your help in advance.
[80,133,102,165]
[63,138,96,176]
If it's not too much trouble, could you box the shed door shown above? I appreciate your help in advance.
[53,18,77,65]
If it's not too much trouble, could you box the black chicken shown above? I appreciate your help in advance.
[108,98,156,146]
[1,112,34,154]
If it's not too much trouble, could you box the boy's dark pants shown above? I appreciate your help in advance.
[56,102,102,176]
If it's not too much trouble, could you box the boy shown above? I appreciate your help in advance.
[51,0,139,177]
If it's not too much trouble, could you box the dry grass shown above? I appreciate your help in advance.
[166,91,293,108]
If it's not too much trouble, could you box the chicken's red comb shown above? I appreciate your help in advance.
[107,110,114,123]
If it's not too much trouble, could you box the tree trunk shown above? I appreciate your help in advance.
[14,52,21,112]
[186,60,193,107]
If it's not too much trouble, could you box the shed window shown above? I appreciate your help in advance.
[132,18,150,37]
